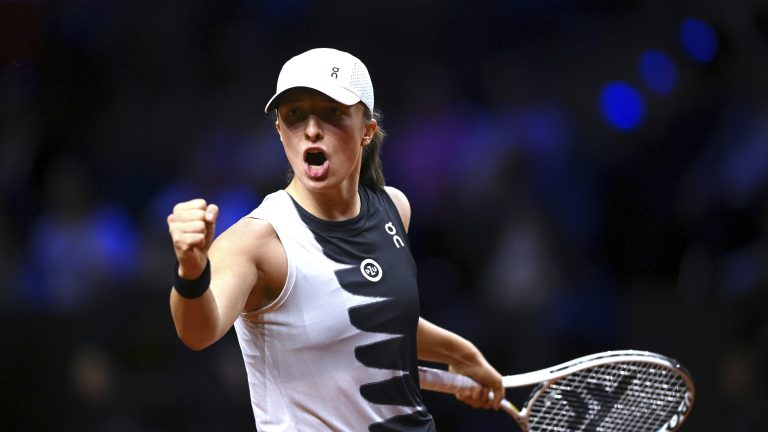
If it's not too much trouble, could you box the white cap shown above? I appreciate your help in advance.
[264,48,374,113]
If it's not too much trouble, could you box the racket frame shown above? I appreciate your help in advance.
[419,350,695,432]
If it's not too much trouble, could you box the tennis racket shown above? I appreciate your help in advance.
[419,350,694,432]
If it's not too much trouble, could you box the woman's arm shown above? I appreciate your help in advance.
[417,317,504,409]
[168,199,283,350]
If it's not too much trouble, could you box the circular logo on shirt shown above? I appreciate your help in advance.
[360,259,383,282]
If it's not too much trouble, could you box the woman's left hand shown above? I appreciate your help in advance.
[449,356,504,410]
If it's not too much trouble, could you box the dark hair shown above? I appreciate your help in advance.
[273,105,387,188]
[360,107,387,188]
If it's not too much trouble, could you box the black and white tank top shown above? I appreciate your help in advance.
[234,186,435,431]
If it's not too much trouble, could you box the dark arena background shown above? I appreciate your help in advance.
[2,1,767,430]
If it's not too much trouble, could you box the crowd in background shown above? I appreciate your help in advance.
[1,1,767,430]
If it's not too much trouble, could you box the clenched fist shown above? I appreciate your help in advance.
[167,199,219,280]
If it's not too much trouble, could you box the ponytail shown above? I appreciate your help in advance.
[360,108,387,188]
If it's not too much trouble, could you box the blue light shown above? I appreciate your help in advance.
[640,49,678,95]
[680,18,718,63]
[599,82,645,131]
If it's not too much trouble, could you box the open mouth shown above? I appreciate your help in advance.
[304,149,329,179]
[305,150,327,166]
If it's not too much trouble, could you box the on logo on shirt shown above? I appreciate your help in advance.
[385,222,404,248]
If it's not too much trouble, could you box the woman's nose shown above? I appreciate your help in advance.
[304,115,323,142]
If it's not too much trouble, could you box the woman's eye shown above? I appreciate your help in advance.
[327,106,342,116]
[287,108,301,117]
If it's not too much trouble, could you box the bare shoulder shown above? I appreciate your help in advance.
[383,186,412,232]
[209,216,287,309]
[210,217,278,257]
[208,217,285,281]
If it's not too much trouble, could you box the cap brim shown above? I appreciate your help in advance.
[264,81,362,113]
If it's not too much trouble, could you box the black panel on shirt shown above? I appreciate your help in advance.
[290,186,434,431]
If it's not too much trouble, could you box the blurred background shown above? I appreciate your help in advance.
[1,0,767,430]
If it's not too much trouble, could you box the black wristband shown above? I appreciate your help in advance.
[173,260,211,299]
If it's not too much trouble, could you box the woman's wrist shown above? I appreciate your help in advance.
[173,259,211,299]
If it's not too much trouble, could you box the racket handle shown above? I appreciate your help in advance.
[418,366,483,394]
[419,366,522,420]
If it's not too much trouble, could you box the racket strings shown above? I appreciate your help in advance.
[526,362,690,432]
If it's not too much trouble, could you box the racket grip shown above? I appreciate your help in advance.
[418,366,484,394]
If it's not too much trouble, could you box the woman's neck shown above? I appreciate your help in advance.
[285,180,361,221]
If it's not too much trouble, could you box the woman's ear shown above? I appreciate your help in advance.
[362,119,378,145]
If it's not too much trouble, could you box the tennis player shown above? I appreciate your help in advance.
[168,48,503,431]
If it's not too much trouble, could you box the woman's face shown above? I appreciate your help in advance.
[276,87,375,193]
